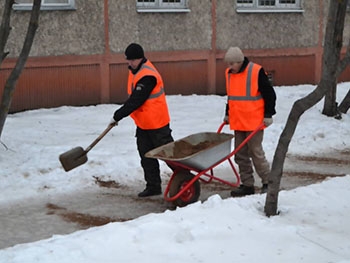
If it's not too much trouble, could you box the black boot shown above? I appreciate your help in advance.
[138,187,162,197]
[230,185,255,197]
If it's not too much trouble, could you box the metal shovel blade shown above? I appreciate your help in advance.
[59,146,88,172]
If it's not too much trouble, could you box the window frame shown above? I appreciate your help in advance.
[136,0,190,13]
[13,0,76,11]
[236,0,303,13]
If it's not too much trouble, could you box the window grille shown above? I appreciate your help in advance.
[13,0,76,11]
[136,0,190,13]
[236,0,303,13]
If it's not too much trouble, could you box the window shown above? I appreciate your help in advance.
[13,0,76,11]
[136,0,190,13]
[236,0,303,13]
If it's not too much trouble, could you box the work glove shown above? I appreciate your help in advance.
[263,117,273,127]
[110,118,118,126]
[223,115,229,124]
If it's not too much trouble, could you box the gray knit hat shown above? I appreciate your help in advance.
[224,47,244,63]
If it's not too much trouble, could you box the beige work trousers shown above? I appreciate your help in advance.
[234,129,270,187]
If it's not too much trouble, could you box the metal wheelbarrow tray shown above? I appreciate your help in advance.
[146,123,264,207]
[145,132,234,171]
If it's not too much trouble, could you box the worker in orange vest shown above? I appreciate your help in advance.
[223,47,276,197]
[111,43,174,197]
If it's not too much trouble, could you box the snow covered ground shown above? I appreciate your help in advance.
[0,83,349,262]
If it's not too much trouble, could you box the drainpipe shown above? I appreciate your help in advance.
[100,0,111,103]
[315,0,324,84]
[207,0,217,94]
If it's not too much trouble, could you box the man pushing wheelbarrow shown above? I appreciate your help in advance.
[223,46,276,197]
[146,46,276,207]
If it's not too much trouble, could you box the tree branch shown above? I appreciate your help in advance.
[337,38,350,77]
[7,0,41,85]
[0,0,41,138]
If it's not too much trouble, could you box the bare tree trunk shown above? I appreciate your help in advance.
[322,0,348,117]
[0,0,41,139]
[337,40,350,114]
[322,81,338,116]
[264,0,347,217]
[0,0,14,65]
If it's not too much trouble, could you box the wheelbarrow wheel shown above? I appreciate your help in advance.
[169,171,200,207]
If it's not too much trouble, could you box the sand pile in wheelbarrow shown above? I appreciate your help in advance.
[157,140,214,159]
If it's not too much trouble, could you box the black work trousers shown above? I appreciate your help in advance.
[136,124,174,190]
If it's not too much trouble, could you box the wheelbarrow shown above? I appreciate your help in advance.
[145,122,265,207]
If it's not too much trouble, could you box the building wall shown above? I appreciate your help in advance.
[216,0,320,50]
[109,1,213,52]
[0,0,349,112]
[6,0,105,56]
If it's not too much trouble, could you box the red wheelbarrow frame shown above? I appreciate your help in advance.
[163,122,265,203]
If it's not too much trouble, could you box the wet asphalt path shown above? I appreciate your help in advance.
[1,151,349,249]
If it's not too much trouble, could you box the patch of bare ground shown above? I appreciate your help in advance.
[46,203,131,228]
[280,150,350,190]
[290,155,350,165]
[43,177,170,229]
[283,171,345,182]
[93,176,124,189]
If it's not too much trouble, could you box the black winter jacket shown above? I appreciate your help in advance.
[113,58,157,122]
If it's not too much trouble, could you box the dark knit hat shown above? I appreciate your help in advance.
[125,43,144,60]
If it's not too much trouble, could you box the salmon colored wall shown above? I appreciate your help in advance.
[0,64,101,113]
[156,60,208,96]
[0,51,348,113]
[109,63,129,103]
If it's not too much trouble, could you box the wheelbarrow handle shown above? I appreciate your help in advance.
[217,122,266,134]
[85,123,116,153]
[217,121,228,133]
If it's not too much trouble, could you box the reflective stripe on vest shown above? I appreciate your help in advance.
[130,64,165,99]
[227,62,262,102]
[226,62,264,131]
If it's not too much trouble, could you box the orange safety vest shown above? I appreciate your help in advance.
[226,62,265,131]
[127,60,170,130]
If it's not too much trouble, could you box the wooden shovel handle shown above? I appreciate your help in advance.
[84,123,116,153]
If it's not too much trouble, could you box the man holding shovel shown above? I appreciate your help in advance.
[111,43,174,197]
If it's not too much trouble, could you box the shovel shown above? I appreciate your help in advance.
[59,123,116,172]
